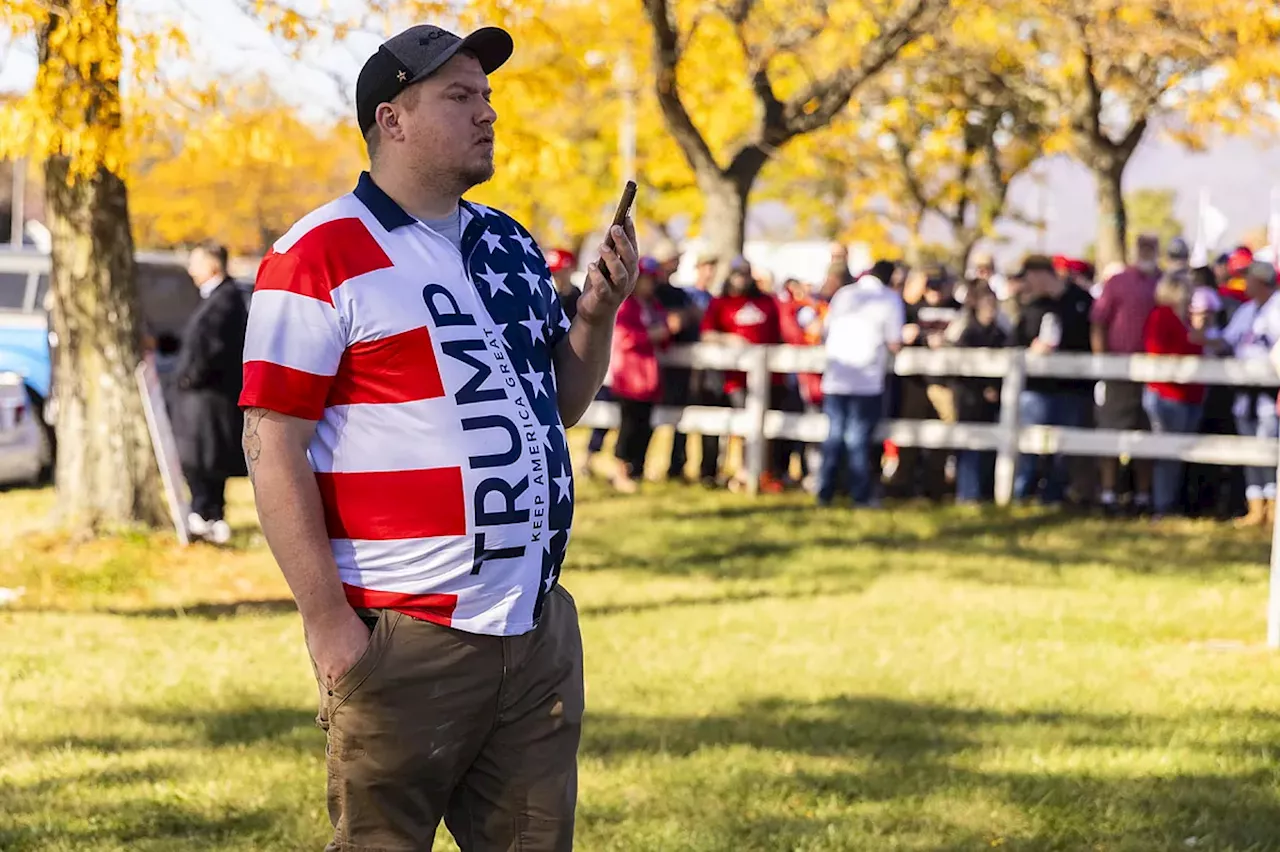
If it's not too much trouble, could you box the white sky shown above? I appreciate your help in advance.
[0,0,386,120]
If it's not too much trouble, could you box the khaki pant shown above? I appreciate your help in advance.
[314,587,584,851]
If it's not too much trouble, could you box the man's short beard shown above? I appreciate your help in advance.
[458,160,495,191]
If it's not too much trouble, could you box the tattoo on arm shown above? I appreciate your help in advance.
[242,407,265,481]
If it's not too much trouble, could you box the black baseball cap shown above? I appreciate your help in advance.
[356,25,514,134]
[1013,254,1057,278]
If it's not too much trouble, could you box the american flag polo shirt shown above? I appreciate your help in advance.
[240,172,575,636]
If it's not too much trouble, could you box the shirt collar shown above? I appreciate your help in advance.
[353,170,486,236]
[353,171,415,231]
[199,276,224,299]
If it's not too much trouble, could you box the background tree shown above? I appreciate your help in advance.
[640,0,951,266]
[1001,0,1280,269]
[130,83,363,256]
[0,0,171,533]
[1124,188,1184,256]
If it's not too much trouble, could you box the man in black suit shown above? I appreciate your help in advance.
[176,240,250,544]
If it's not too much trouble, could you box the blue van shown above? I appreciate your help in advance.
[0,248,206,479]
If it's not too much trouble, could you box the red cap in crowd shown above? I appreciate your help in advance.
[637,256,662,277]
[546,248,576,274]
[1227,247,1255,276]
[1052,254,1071,275]
[1065,259,1093,278]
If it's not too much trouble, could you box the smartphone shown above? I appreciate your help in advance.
[599,180,637,284]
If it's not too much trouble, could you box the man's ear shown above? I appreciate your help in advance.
[376,104,404,143]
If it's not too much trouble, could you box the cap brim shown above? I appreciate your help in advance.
[412,26,513,83]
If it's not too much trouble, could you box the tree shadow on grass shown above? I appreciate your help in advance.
[582,695,1280,850]
[12,704,320,756]
[575,497,1269,586]
[0,794,275,852]
[108,599,298,619]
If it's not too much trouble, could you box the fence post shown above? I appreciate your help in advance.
[993,349,1026,506]
[743,346,769,497]
[1269,437,1280,648]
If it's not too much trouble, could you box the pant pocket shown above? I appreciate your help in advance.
[328,610,400,715]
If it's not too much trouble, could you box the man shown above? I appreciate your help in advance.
[1090,233,1160,514]
[1166,236,1191,275]
[546,247,579,319]
[686,250,718,311]
[1013,255,1094,504]
[238,25,638,852]
[817,261,904,507]
[1222,261,1280,526]
[651,240,700,480]
[828,241,855,288]
[971,250,1008,300]
[175,240,249,545]
[700,256,787,491]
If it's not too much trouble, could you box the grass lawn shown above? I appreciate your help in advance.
[3,445,1280,850]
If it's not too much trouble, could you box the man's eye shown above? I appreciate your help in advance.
[453,93,469,102]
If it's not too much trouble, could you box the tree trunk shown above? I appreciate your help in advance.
[41,1,167,536]
[1094,163,1128,271]
[45,159,168,534]
[699,173,749,284]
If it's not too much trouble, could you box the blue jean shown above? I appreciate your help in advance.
[956,450,995,503]
[818,393,882,505]
[1234,392,1280,500]
[1014,391,1089,504]
[1142,388,1203,514]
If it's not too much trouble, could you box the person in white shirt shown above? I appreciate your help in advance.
[1221,261,1280,526]
[817,262,905,506]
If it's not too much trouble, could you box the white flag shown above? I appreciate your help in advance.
[1268,187,1280,265]
[1191,188,1229,267]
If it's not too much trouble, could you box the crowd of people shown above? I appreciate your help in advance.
[548,233,1280,526]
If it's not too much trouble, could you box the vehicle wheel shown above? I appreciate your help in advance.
[26,386,55,485]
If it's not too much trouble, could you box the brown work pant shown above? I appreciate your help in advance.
[313,586,584,851]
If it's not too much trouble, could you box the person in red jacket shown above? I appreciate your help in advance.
[700,256,787,492]
[1142,272,1209,517]
[608,257,670,493]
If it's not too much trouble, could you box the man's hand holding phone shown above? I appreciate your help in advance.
[576,182,640,326]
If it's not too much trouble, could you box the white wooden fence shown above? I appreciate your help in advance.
[577,343,1280,647]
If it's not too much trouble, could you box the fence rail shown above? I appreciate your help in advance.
[576,342,1280,648]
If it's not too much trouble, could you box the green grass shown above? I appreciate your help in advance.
[3,454,1280,850]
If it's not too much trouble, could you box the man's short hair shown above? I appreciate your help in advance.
[196,240,229,272]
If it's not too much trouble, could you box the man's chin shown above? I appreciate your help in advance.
[461,160,495,190]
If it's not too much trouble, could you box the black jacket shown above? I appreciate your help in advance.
[950,319,1008,422]
[173,279,250,477]
[1015,285,1094,395]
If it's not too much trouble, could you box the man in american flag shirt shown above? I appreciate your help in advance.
[239,23,638,852]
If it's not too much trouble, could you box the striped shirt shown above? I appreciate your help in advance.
[240,172,574,636]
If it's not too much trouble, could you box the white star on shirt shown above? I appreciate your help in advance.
[518,265,543,292]
[476,265,513,298]
[491,324,510,350]
[553,468,573,503]
[480,232,506,255]
[558,312,572,332]
[556,422,569,448]
[537,423,554,451]
[511,232,537,256]
[522,367,548,399]
[543,534,555,556]
[521,306,546,345]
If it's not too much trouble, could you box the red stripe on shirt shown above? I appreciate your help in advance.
[316,467,466,540]
[327,326,445,406]
[255,218,393,304]
[240,360,334,420]
[343,584,458,627]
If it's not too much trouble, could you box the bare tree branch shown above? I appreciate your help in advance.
[778,0,948,139]
[642,0,721,177]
